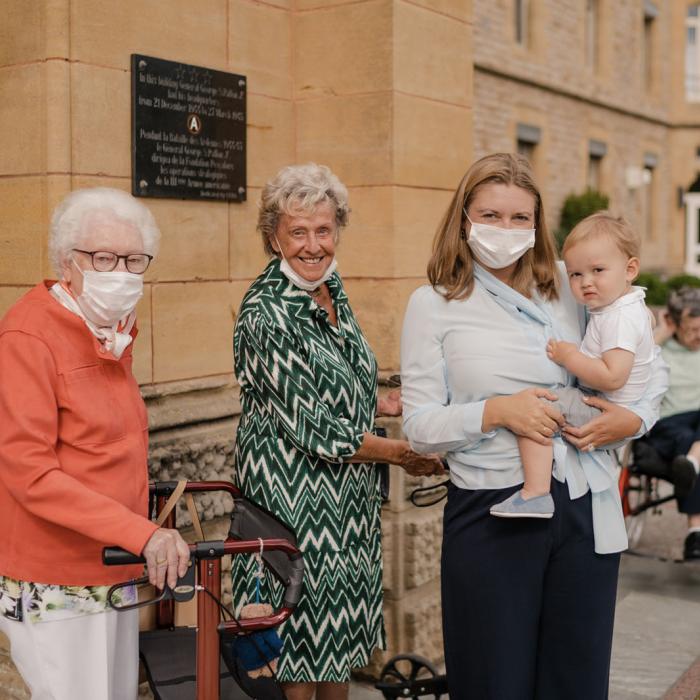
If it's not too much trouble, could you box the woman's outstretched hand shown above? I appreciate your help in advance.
[483,388,565,445]
[562,395,641,451]
[349,432,444,476]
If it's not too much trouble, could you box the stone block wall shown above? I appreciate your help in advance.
[0,0,473,375]
[473,0,670,120]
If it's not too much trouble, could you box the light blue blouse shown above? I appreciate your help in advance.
[401,262,669,554]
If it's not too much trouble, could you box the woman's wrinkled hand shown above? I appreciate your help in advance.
[142,527,191,591]
[400,448,446,477]
[562,395,641,452]
[377,389,403,417]
[484,388,565,445]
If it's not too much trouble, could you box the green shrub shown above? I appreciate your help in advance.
[555,189,610,251]
[635,271,668,306]
[666,274,700,291]
[632,273,700,306]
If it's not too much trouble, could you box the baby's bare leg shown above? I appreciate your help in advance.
[517,436,553,499]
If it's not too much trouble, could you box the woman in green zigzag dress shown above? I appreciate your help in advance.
[232,163,443,700]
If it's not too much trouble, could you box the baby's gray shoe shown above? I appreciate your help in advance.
[490,491,554,519]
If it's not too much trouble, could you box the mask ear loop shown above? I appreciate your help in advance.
[62,255,85,297]
[273,236,288,263]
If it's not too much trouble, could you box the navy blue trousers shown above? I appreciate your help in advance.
[441,478,620,700]
[644,410,700,514]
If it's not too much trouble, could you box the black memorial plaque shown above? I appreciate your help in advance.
[131,54,246,202]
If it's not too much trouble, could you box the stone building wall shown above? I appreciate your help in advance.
[0,0,473,374]
[473,0,670,117]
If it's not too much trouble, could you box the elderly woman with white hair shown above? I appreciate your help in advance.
[0,187,190,700]
[232,163,443,700]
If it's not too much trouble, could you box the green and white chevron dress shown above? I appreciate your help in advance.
[232,258,385,683]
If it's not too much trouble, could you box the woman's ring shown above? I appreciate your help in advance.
[585,444,595,452]
[156,557,167,565]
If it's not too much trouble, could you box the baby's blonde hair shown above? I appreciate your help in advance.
[562,211,640,260]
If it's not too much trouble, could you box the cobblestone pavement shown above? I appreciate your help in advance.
[610,487,700,700]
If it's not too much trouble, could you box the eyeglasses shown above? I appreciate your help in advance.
[73,249,153,274]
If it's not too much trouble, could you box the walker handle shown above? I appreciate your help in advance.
[102,547,145,566]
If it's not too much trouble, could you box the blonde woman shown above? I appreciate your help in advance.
[400,154,668,699]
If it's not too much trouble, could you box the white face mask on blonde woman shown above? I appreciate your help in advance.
[464,183,537,272]
[465,218,535,270]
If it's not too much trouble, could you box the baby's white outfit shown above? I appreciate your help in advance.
[580,286,655,405]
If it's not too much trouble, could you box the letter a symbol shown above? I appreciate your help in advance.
[187,114,202,135]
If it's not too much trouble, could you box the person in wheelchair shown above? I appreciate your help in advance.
[635,287,700,560]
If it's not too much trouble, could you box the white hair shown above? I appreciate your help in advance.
[668,286,700,325]
[48,187,161,275]
[257,163,350,256]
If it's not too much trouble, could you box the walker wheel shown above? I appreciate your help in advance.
[378,654,442,699]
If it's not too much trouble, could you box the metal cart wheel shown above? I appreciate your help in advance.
[377,654,444,700]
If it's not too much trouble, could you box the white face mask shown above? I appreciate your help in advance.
[73,263,144,327]
[275,237,338,292]
[465,216,536,270]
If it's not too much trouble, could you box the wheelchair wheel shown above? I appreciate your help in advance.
[620,470,652,548]
[618,445,651,549]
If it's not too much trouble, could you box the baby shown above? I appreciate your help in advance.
[490,212,655,518]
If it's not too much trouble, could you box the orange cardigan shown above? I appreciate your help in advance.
[0,282,158,585]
